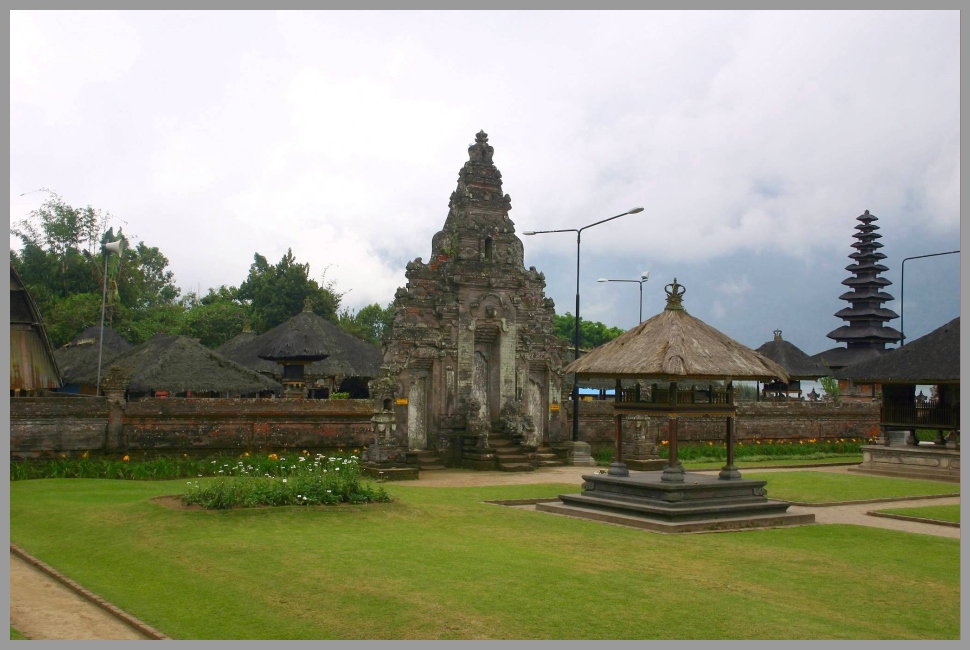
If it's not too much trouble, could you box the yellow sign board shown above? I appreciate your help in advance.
[550,403,560,411]
[395,398,408,405]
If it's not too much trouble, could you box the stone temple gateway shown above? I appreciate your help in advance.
[380,131,564,464]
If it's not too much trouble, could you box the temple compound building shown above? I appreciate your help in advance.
[380,131,564,458]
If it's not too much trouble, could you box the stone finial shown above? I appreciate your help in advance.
[774,329,783,341]
[242,320,252,333]
[467,130,494,164]
[664,278,686,311]
[303,297,314,312]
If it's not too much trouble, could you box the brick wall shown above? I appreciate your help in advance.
[10,396,109,457]
[566,399,880,451]
[10,397,375,457]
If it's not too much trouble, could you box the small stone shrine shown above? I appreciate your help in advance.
[380,131,564,467]
[537,279,815,533]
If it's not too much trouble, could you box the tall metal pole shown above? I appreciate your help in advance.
[899,250,959,345]
[523,206,644,448]
[573,231,582,442]
[96,251,110,395]
[638,281,643,323]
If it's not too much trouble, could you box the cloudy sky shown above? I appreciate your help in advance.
[10,10,960,355]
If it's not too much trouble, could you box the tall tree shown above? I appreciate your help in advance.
[554,312,626,350]
[10,192,184,346]
[338,302,395,345]
[236,249,342,332]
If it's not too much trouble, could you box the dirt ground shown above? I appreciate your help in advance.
[10,464,959,640]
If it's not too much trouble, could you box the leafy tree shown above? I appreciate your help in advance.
[10,192,184,346]
[819,376,841,402]
[338,302,395,345]
[181,286,251,348]
[554,312,626,350]
[237,250,342,332]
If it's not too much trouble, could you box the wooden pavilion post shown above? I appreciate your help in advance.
[609,378,629,476]
[720,379,741,480]
[662,378,684,482]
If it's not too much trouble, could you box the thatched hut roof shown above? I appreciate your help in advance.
[564,279,789,382]
[55,325,132,386]
[809,346,883,371]
[834,317,959,384]
[755,330,828,379]
[223,308,382,379]
[106,333,282,394]
[10,264,60,390]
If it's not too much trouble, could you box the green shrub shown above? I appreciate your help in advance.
[330,392,350,399]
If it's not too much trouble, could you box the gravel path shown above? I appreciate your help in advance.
[9,464,958,639]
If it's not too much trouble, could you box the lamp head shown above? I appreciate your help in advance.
[522,231,536,236]
[628,206,644,214]
[104,239,123,255]
[641,271,650,281]
[597,278,608,283]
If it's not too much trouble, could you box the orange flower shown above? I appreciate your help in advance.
[268,453,279,461]
[122,455,130,462]
[82,451,89,459]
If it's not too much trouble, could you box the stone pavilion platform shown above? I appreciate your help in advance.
[536,470,815,534]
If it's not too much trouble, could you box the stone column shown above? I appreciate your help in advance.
[101,366,130,454]
[608,412,628,476]
[719,415,741,480]
[661,415,684,482]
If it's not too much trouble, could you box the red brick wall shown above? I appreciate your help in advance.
[11,397,375,457]
[566,399,880,450]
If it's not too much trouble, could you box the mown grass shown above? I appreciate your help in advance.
[875,504,960,524]
[10,477,959,640]
[10,627,28,640]
[744,472,959,504]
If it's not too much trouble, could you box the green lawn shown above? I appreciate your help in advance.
[875,504,960,524]
[744,472,959,504]
[10,627,28,641]
[10,477,959,640]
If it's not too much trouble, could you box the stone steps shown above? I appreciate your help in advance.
[406,449,447,471]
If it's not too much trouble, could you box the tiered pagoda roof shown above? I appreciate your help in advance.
[812,210,901,369]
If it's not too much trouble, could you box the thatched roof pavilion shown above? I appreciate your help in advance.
[220,306,383,385]
[55,325,132,390]
[754,329,827,400]
[834,317,959,385]
[564,278,787,482]
[566,281,789,383]
[105,333,281,396]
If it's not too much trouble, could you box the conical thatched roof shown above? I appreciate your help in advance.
[10,264,60,390]
[225,308,382,379]
[55,325,132,386]
[106,333,282,394]
[834,317,959,384]
[755,330,828,379]
[564,279,789,382]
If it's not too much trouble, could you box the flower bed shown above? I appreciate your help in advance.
[181,453,389,509]
[658,437,874,463]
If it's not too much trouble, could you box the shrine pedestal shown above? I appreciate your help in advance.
[848,445,960,483]
[552,440,598,466]
[536,471,814,533]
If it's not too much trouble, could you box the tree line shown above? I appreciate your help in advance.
[11,193,626,351]
[10,192,393,349]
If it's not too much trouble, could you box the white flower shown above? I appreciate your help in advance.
[299,457,306,462]
[282,478,288,483]
[187,482,192,485]
[326,489,332,493]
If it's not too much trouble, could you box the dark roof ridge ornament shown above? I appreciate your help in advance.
[664,278,686,311]
[774,329,783,341]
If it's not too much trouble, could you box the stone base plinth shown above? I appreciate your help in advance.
[361,465,419,481]
[624,458,666,471]
[552,441,597,466]
[535,470,812,533]
[849,445,960,483]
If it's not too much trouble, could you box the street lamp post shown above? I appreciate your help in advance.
[598,271,650,323]
[523,206,643,450]
[899,250,959,345]
[96,239,123,395]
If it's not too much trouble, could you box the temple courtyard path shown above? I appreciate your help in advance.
[10,464,958,640]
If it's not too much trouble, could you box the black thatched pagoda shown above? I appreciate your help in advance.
[813,210,902,370]
[755,329,827,399]
[257,301,331,397]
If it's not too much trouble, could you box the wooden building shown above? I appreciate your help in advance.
[10,264,60,395]
[755,329,827,399]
